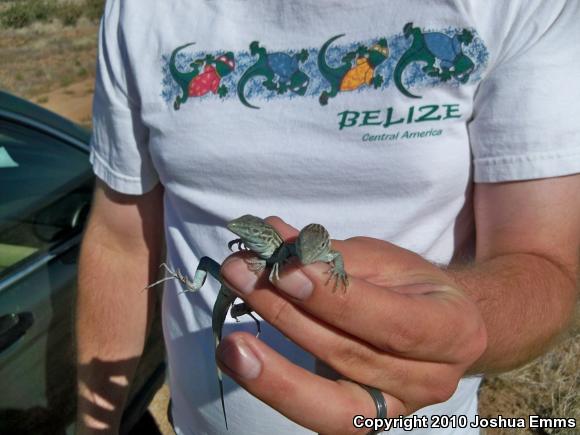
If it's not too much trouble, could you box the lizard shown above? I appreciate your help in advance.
[294,222,349,291]
[317,34,389,106]
[393,22,475,98]
[237,41,310,109]
[145,215,286,429]
[169,42,235,110]
[145,214,349,428]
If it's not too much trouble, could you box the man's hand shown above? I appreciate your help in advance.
[217,174,579,434]
[218,219,487,433]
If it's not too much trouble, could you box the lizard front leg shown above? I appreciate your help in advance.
[324,250,349,292]
[228,238,247,252]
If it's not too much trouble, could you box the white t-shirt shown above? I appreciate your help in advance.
[89,1,580,434]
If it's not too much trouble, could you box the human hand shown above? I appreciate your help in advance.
[219,217,487,434]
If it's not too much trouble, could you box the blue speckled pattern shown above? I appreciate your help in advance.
[160,26,489,108]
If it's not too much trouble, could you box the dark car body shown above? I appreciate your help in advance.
[0,92,165,435]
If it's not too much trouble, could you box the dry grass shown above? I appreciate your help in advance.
[479,310,580,434]
[0,19,98,98]
[0,0,102,98]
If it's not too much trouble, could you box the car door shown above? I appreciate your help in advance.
[0,117,93,435]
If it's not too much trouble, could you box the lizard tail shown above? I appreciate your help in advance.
[393,49,422,99]
[169,42,198,109]
[317,34,346,84]
[214,329,229,428]
[236,62,263,109]
[212,288,235,429]
[217,364,229,429]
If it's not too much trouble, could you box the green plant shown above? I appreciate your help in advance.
[0,0,56,29]
[1,2,33,28]
[29,0,53,22]
[57,2,83,26]
[76,66,88,78]
[83,0,105,22]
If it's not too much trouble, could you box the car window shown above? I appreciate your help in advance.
[0,119,92,276]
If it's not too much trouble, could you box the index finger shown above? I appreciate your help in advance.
[269,233,484,364]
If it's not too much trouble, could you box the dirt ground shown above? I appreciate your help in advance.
[35,77,94,127]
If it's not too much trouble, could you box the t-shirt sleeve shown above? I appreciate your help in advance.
[468,0,580,183]
[89,0,159,194]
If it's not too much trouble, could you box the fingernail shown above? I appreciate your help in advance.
[275,268,313,300]
[221,257,258,294]
[218,339,262,380]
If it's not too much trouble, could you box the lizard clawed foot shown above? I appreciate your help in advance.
[230,302,261,338]
[324,267,349,293]
[245,257,266,273]
[268,262,281,283]
[143,263,198,293]
[228,238,248,252]
[248,312,262,338]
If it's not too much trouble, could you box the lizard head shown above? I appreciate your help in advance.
[296,223,331,265]
[227,215,283,259]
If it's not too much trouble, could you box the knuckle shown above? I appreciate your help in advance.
[458,323,487,362]
[335,340,365,369]
[385,325,427,355]
[429,382,457,404]
[470,321,488,358]
[327,337,372,375]
[449,312,488,363]
[423,370,460,404]
[267,298,294,329]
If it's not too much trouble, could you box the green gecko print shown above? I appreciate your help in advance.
[318,34,389,106]
[169,42,235,110]
[394,22,476,98]
[237,41,310,109]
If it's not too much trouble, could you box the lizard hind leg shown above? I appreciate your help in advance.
[230,302,261,337]
[144,263,199,293]
[245,257,267,273]
[172,256,222,295]
[248,312,262,338]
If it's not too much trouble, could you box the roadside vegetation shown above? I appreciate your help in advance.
[0,0,104,29]
[0,0,103,101]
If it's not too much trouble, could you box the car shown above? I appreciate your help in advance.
[0,91,166,435]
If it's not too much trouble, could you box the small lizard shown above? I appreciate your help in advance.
[146,216,286,429]
[295,223,349,291]
[145,215,349,429]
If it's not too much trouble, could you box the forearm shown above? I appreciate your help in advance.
[448,252,578,374]
[75,220,161,433]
